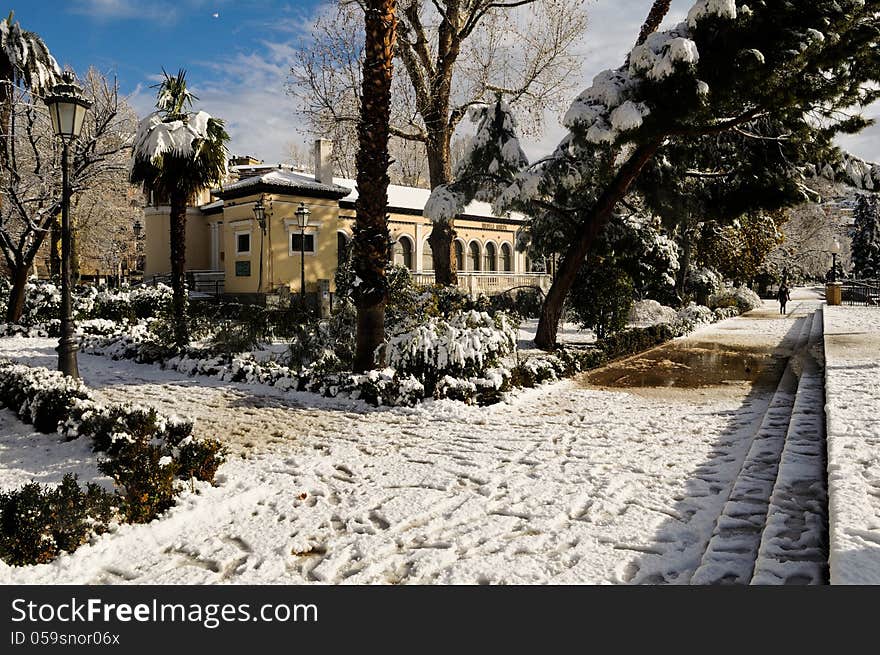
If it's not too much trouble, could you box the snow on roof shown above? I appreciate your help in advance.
[213,169,350,198]
[318,175,526,222]
[212,167,525,221]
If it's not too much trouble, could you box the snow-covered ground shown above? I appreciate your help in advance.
[0,294,837,584]
[824,305,880,584]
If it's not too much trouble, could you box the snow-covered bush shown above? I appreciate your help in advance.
[708,286,762,313]
[0,474,116,566]
[385,311,517,393]
[0,360,226,529]
[0,361,90,433]
[713,306,740,321]
[686,267,723,305]
[628,299,679,326]
[674,302,715,334]
[86,283,173,324]
[22,279,61,326]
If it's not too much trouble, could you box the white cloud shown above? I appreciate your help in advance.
[126,0,880,172]
[69,0,180,23]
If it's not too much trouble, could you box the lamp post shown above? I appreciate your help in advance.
[132,219,143,275]
[44,71,92,378]
[295,202,311,310]
[829,239,841,283]
[253,196,266,293]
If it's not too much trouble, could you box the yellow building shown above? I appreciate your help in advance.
[143,141,551,302]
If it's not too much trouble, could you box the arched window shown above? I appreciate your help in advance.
[501,243,513,272]
[454,240,465,271]
[422,239,434,271]
[337,232,349,264]
[484,242,497,272]
[469,242,481,271]
[393,237,413,269]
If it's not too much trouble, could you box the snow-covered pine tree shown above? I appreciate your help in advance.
[851,194,880,279]
[450,0,880,348]
[424,99,529,226]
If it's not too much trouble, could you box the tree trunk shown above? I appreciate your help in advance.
[425,118,457,285]
[353,0,396,372]
[635,0,673,47]
[428,221,457,286]
[534,140,662,350]
[168,191,189,347]
[5,263,29,324]
[675,222,692,300]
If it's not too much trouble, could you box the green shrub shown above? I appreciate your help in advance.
[599,323,674,360]
[568,260,634,340]
[99,441,178,524]
[0,361,90,433]
[0,475,116,566]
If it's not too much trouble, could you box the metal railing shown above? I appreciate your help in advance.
[410,271,552,295]
[146,270,225,298]
[841,279,880,306]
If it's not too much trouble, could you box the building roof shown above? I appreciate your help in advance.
[307,174,527,224]
[209,167,526,223]
[212,169,351,201]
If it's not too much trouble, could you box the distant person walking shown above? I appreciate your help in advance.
[778,283,791,314]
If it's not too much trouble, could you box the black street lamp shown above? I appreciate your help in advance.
[295,202,311,310]
[44,71,92,378]
[253,196,267,293]
[829,239,841,283]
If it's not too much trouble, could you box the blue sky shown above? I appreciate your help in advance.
[12,0,880,166]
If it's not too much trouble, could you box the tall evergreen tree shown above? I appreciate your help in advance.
[445,0,880,348]
[851,193,880,279]
[353,0,397,371]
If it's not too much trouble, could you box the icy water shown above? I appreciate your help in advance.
[583,340,787,390]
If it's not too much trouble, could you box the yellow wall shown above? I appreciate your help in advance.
[143,207,211,276]
[220,194,343,295]
[144,190,526,292]
[339,210,522,273]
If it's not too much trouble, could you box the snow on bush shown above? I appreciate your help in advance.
[709,286,762,313]
[628,300,678,326]
[675,302,715,333]
[0,279,172,337]
[385,311,517,392]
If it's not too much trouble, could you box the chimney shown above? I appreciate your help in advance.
[314,139,334,184]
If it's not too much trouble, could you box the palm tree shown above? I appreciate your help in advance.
[0,12,60,185]
[130,69,229,347]
[352,0,397,371]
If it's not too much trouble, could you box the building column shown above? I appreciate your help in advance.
[415,223,424,273]
[209,223,219,271]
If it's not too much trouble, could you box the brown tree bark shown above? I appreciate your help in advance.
[425,127,458,285]
[534,140,662,350]
[532,1,676,350]
[428,222,457,286]
[168,191,189,347]
[635,0,672,47]
[5,263,29,323]
[353,0,397,372]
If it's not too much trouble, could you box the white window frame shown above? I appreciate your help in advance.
[234,229,251,256]
[288,229,318,256]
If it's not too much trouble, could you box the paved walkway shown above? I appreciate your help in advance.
[0,290,839,584]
